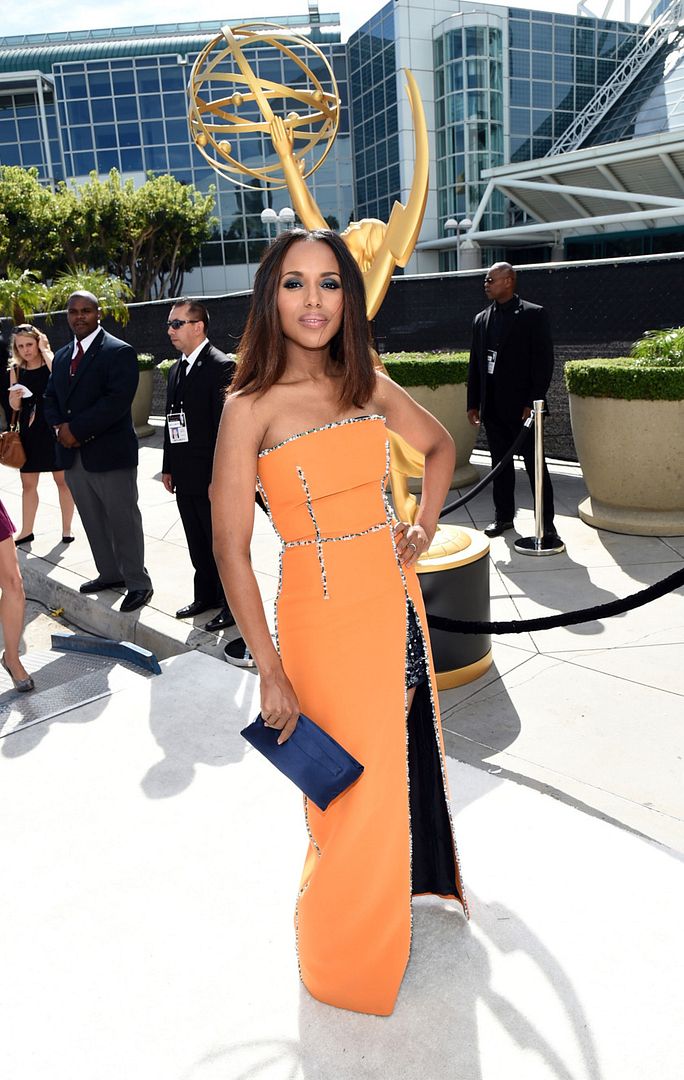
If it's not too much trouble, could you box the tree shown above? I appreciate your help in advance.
[1,166,217,303]
[123,173,216,300]
[47,267,132,326]
[54,170,131,276]
[0,268,49,323]
[0,166,62,278]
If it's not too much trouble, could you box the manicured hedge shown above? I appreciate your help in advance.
[565,357,684,401]
[381,351,469,389]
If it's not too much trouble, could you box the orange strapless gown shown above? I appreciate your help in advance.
[256,415,467,1015]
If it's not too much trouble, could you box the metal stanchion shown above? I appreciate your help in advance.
[514,399,565,556]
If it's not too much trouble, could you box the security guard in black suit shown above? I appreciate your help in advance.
[43,291,153,612]
[467,263,561,542]
[162,299,235,631]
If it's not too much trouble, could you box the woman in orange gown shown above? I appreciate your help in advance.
[212,229,468,1016]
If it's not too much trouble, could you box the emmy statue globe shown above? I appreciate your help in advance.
[187,23,491,687]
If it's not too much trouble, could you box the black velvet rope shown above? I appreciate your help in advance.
[438,418,534,518]
[426,565,684,634]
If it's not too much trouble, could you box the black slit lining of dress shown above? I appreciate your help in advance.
[406,609,459,898]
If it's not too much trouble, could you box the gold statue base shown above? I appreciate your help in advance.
[416,525,492,689]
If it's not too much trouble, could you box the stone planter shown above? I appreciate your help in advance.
[406,382,479,490]
[132,369,155,438]
[569,393,684,535]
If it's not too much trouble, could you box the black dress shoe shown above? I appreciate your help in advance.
[120,588,154,613]
[80,577,125,594]
[205,606,236,633]
[176,599,217,619]
[14,533,34,545]
[484,520,514,538]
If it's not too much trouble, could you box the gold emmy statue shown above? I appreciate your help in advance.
[187,22,470,555]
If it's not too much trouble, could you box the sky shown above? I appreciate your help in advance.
[1,0,643,44]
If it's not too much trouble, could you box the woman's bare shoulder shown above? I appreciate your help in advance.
[223,387,280,450]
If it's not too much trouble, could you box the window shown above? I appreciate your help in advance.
[118,123,140,148]
[136,66,160,95]
[554,26,574,54]
[447,64,464,93]
[73,151,96,174]
[144,146,168,172]
[88,72,112,98]
[164,93,187,117]
[115,97,138,122]
[510,51,530,79]
[94,124,117,149]
[531,23,552,52]
[509,21,529,49]
[63,74,87,99]
[120,148,144,172]
[91,98,115,123]
[69,128,93,152]
[510,108,529,136]
[511,80,530,107]
[139,96,163,120]
[111,69,136,96]
[168,144,192,169]
[97,150,119,172]
[17,117,40,141]
[165,119,188,143]
[67,100,90,125]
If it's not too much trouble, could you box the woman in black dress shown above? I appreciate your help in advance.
[9,325,74,545]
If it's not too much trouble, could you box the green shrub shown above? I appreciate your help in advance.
[381,351,469,389]
[156,358,176,381]
[564,357,684,401]
[137,352,158,372]
[630,327,684,367]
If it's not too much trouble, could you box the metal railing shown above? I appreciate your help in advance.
[547,0,683,156]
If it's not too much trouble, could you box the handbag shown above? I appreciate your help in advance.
[0,412,26,470]
[240,712,364,811]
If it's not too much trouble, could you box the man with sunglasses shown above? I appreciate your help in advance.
[162,299,236,631]
[467,263,561,544]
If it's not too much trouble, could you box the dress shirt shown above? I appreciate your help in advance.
[72,326,101,359]
[181,338,208,374]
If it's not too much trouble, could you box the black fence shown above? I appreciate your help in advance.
[2,253,682,462]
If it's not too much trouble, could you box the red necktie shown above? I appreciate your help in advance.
[70,340,84,377]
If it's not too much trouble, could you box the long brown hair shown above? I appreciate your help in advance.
[232,228,376,408]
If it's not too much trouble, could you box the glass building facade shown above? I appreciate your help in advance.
[584,25,684,146]
[0,4,679,286]
[507,8,646,162]
[0,18,351,292]
[347,5,401,224]
[433,12,506,231]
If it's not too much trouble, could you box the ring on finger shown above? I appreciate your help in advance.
[408,541,417,552]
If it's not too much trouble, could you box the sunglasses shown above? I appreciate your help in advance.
[167,319,201,330]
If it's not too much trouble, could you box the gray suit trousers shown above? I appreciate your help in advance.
[66,452,151,591]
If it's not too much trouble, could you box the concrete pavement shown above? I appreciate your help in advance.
[0,418,682,1078]
[1,650,682,1080]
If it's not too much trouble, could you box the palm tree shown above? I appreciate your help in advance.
[0,267,49,323]
[47,267,133,326]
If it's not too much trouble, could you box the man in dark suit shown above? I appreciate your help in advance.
[162,299,235,632]
[467,263,561,542]
[43,291,153,612]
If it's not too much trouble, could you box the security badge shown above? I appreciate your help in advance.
[487,349,497,375]
[167,410,189,443]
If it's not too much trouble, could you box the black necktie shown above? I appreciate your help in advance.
[174,358,188,406]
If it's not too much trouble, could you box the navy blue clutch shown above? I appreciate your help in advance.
[240,713,364,811]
